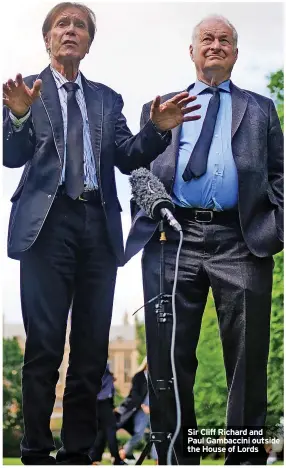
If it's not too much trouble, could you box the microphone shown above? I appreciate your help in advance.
[129,168,182,232]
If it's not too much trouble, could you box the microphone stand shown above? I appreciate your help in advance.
[133,220,174,465]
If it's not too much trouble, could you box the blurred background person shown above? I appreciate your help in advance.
[116,358,157,463]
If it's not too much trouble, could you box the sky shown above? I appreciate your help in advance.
[1,1,284,326]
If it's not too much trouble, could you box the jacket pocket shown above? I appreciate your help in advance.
[10,161,31,202]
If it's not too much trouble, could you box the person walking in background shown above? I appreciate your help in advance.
[2,1,201,464]
[125,14,283,465]
[89,364,125,465]
[116,358,157,463]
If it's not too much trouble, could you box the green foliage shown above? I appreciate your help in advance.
[267,69,284,130]
[267,69,284,103]
[266,69,284,426]
[3,338,24,457]
[267,251,284,426]
[135,315,147,364]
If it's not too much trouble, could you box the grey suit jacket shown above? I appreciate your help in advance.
[125,81,283,263]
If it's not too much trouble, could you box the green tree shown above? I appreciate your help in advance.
[267,69,284,130]
[3,338,24,456]
[267,252,284,426]
[266,69,284,427]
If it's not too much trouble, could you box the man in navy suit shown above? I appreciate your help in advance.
[2,2,201,465]
[125,14,283,466]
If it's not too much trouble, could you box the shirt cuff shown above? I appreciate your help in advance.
[9,108,31,130]
[150,119,170,139]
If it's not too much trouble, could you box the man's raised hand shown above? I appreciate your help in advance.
[3,73,42,117]
[150,91,201,131]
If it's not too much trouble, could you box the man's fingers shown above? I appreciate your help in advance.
[15,73,23,86]
[177,95,198,108]
[151,95,161,112]
[7,79,16,90]
[183,114,201,122]
[182,104,201,115]
[31,79,42,98]
[3,83,11,95]
[169,91,189,105]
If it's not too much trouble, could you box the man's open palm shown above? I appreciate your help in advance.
[3,73,42,117]
[150,92,201,131]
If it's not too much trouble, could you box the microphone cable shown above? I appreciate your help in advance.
[146,229,183,464]
[167,228,184,465]
[145,228,183,464]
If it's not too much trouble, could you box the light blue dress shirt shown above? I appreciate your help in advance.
[51,67,98,190]
[173,80,238,210]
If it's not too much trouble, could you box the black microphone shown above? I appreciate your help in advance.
[129,168,182,232]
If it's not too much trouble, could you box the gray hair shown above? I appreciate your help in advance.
[192,15,238,50]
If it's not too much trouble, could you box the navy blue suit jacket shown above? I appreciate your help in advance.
[3,66,171,265]
[125,82,284,263]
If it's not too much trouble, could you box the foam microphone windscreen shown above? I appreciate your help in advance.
[129,167,173,219]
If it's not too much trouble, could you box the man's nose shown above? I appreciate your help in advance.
[210,39,221,50]
[66,22,76,34]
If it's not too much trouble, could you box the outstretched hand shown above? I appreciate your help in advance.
[150,92,201,131]
[3,73,42,117]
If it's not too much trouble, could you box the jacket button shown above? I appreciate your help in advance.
[48,194,52,198]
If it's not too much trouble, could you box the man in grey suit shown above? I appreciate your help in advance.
[125,15,283,465]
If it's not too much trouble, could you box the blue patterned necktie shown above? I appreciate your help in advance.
[63,82,84,199]
[182,86,221,182]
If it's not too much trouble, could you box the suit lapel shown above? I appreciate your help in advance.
[38,66,65,165]
[230,81,248,138]
[81,76,103,172]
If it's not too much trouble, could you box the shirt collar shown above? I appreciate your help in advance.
[50,65,83,92]
[192,79,231,95]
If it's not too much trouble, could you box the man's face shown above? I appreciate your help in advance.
[45,7,91,63]
[190,19,238,79]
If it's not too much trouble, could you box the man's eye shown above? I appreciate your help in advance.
[58,21,66,27]
[76,22,86,28]
[221,39,229,44]
[203,38,212,43]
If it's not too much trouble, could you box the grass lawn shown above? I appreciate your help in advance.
[3,458,284,466]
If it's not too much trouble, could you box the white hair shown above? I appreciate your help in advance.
[192,14,238,49]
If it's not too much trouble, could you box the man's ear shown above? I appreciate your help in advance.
[189,44,194,62]
[44,34,50,53]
